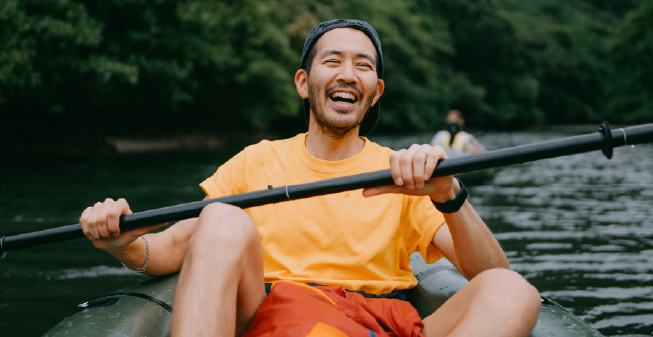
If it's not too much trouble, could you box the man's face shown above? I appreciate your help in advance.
[298,28,384,138]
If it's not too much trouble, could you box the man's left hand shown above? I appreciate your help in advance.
[362,144,460,202]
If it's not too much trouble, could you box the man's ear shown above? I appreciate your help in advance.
[295,69,309,99]
[372,79,385,106]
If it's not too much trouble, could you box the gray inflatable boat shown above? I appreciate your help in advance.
[44,254,603,337]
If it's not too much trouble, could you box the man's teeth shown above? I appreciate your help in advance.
[331,92,356,101]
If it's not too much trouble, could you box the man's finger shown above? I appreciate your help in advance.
[96,199,115,239]
[80,207,92,239]
[424,146,446,180]
[412,145,431,189]
[87,203,102,240]
[400,145,421,190]
[107,199,128,237]
[390,149,406,186]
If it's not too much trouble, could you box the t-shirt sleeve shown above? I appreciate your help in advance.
[199,150,248,199]
[403,195,446,264]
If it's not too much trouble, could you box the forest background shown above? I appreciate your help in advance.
[1,0,652,157]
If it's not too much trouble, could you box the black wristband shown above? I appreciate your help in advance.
[431,177,467,213]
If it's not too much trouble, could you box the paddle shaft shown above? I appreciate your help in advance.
[2,122,653,256]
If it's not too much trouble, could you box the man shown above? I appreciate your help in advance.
[431,110,486,154]
[79,20,540,336]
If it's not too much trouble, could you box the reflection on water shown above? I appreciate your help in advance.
[1,132,652,336]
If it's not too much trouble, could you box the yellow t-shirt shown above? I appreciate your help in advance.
[200,133,445,295]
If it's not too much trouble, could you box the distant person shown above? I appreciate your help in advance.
[431,110,486,154]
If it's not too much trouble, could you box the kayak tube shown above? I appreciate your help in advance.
[44,274,177,337]
[44,254,604,337]
[408,253,604,337]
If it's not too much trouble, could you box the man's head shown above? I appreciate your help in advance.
[295,20,384,138]
[446,110,465,127]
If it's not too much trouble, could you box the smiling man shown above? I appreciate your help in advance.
[79,20,541,336]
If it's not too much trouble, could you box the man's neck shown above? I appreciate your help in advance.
[305,123,365,161]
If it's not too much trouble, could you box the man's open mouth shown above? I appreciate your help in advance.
[329,91,359,104]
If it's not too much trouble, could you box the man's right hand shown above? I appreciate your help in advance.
[79,198,165,253]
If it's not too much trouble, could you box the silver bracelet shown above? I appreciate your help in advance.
[121,236,149,273]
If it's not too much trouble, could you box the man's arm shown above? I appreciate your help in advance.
[106,217,197,276]
[362,143,508,280]
[430,204,508,279]
[79,198,202,276]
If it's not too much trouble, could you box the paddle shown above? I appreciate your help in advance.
[2,121,653,259]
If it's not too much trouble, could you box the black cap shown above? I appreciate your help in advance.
[299,19,383,136]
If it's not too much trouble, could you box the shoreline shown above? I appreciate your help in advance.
[0,124,638,157]
[110,124,632,154]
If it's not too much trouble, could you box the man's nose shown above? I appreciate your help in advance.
[336,62,357,83]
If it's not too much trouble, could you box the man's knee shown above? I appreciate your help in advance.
[475,268,540,301]
[199,202,253,224]
[190,203,259,252]
[474,268,541,327]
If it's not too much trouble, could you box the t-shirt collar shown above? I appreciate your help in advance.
[296,133,372,173]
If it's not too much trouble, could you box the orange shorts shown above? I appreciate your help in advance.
[243,281,424,337]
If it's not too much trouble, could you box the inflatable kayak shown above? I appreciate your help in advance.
[43,253,604,337]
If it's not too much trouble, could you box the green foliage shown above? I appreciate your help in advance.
[491,0,640,125]
[0,0,103,104]
[1,0,301,133]
[427,0,545,127]
[0,0,649,142]
[606,0,653,123]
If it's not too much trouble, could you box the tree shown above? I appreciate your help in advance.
[606,0,653,123]
[1,0,301,136]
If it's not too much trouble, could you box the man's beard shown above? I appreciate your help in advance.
[308,79,376,139]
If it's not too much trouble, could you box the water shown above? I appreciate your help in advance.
[1,132,652,336]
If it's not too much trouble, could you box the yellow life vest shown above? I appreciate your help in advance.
[441,134,468,152]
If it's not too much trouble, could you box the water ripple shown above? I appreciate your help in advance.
[591,314,653,329]
[540,287,653,300]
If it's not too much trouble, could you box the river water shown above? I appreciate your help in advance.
[1,131,652,336]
